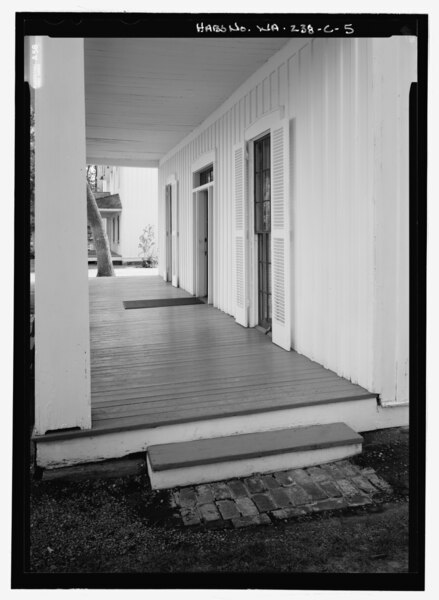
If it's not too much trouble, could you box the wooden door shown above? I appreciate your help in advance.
[197,190,208,298]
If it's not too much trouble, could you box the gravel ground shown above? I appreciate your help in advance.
[352,427,409,497]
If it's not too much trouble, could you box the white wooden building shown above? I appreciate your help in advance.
[90,165,158,262]
[28,35,416,482]
[158,36,415,407]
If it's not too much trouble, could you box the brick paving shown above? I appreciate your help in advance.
[171,459,394,529]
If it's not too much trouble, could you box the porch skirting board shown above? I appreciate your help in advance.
[34,397,407,470]
[374,403,409,427]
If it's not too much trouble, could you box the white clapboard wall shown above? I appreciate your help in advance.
[111,167,159,260]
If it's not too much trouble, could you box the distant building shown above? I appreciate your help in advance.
[88,165,158,263]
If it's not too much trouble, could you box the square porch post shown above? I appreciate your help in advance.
[33,37,91,434]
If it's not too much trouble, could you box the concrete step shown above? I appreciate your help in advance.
[146,422,363,490]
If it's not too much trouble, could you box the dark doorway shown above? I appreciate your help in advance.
[195,189,209,299]
[254,134,271,329]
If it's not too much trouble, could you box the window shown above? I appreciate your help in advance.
[254,134,271,329]
[87,225,94,251]
[199,165,214,186]
[254,135,271,234]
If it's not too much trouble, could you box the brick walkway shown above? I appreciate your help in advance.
[170,460,393,529]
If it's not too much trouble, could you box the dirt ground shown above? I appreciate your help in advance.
[29,426,410,574]
[352,427,409,497]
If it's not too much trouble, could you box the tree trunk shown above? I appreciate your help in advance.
[86,182,115,277]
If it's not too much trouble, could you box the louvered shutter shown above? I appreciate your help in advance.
[270,121,291,350]
[233,142,248,327]
[165,185,171,282]
[171,180,179,287]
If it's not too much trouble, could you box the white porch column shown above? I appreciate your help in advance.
[33,37,91,434]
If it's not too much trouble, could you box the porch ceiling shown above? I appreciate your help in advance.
[84,38,289,168]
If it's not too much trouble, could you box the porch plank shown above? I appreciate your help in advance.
[91,394,376,428]
[91,381,364,412]
[88,276,377,432]
[90,373,350,406]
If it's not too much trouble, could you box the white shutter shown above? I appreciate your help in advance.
[233,142,248,327]
[270,121,291,350]
[164,185,171,282]
[171,180,179,287]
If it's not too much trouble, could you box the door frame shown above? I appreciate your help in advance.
[247,131,272,329]
[244,108,285,329]
[165,173,178,286]
[193,184,213,302]
[192,151,216,302]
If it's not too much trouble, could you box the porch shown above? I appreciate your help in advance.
[30,36,411,478]
[35,275,379,475]
[88,275,376,433]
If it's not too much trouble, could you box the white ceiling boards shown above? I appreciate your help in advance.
[84,38,289,167]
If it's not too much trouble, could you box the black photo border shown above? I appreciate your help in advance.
[13,11,428,591]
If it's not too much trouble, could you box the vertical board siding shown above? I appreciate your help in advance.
[117,167,158,259]
[256,83,263,118]
[288,38,377,392]
[371,37,416,404]
[263,77,270,114]
[270,70,279,112]
[288,54,299,352]
[158,37,414,404]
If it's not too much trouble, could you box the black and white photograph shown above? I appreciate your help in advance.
[10,7,428,592]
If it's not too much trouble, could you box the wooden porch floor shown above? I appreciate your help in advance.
[88,276,376,435]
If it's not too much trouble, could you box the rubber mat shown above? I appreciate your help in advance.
[123,297,205,309]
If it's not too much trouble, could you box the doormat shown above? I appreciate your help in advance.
[123,297,205,309]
